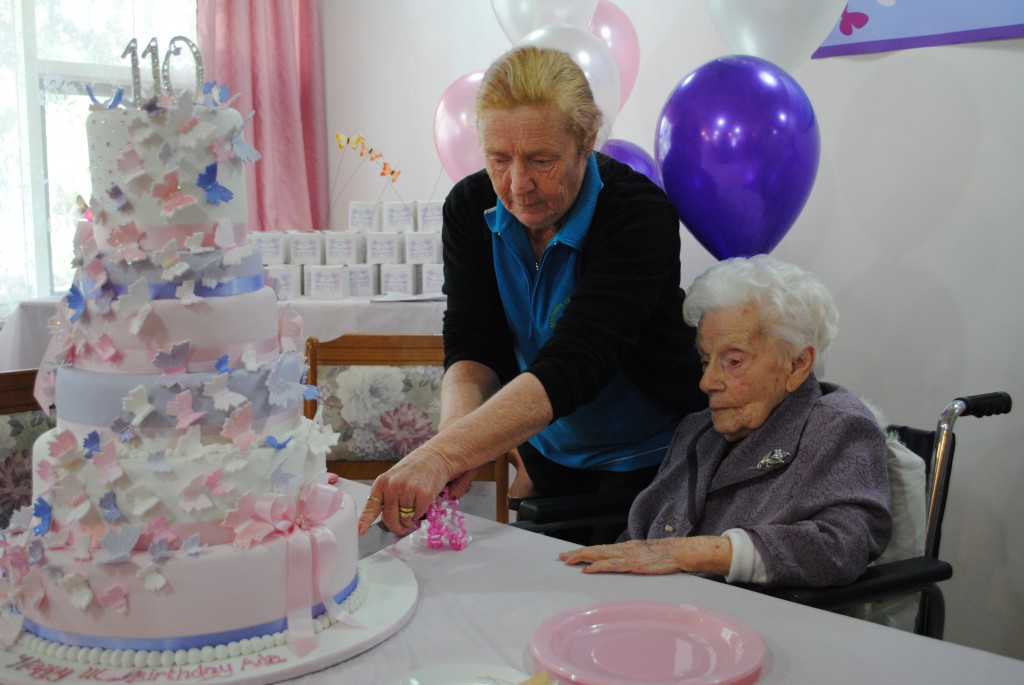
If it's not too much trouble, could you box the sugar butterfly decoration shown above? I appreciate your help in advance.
[196,162,234,206]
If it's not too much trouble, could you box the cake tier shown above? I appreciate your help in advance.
[67,286,282,374]
[55,352,303,439]
[12,493,359,652]
[80,241,265,295]
[86,102,248,246]
[31,408,337,546]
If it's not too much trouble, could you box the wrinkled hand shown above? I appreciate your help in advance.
[357,449,464,536]
[559,536,732,576]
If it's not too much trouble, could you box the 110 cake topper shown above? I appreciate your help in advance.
[121,36,204,106]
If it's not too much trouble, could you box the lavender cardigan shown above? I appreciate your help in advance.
[626,376,892,587]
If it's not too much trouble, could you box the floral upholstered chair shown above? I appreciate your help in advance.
[0,369,55,529]
[304,334,510,523]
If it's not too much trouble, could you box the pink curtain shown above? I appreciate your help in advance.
[197,0,327,232]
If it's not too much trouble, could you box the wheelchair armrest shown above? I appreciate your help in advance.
[756,556,953,610]
[515,491,636,524]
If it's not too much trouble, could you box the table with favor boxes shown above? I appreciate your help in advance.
[253,200,445,301]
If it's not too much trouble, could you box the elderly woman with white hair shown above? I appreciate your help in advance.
[561,255,893,587]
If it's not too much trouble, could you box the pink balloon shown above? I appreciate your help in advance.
[434,71,486,183]
[589,0,640,110]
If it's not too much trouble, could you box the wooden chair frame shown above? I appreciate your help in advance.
[0,368,42,414]
[305,334,510,523]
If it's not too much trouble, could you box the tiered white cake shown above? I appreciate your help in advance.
[0,86,363,666]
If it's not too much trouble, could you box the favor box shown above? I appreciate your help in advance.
[265,264,301,300]
[348,201,380,232]
[305,265,350,299]
[421,263,445,294]
[347,264,380,296]
[366,232,405,264]
[382,202,416,233]
[287,232,324,266]
[380,264,421,295]
[250,232,286,265]
[415,200,443,232]
[404,233,441,264]
[324,232,366,265]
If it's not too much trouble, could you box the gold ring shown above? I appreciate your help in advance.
[366,495,383,508]
[398,506,415,517]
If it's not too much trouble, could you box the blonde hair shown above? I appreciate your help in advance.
[475,46,602,154]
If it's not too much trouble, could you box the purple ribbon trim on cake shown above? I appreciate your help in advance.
[82,274,264,300]
[20,572,359,652]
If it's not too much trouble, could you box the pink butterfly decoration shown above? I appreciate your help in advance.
[221,492,274,548]
[117,149,147,184]
[145,514,179,547]
[167,390,205,429]
[209,137,236,163]
[840,6,869,36]
[98,583,129,614]
[95,333,121,362]
[92,441,124,485]
[222,403,259,453]
[49,429,82,466]
[206,469,234,496]
[107,223,146,264]
[152,171,197,217]
[179,474,213,513]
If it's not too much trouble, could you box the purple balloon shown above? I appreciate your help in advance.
[600,139,663,189]
[655,55,819,259]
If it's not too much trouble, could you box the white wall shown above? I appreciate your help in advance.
[322,0,1024,658]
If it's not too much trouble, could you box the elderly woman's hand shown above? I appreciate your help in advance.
[357,448,456,536]
[559,536,733,576]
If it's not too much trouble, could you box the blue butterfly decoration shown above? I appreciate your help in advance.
[107,183,130,211]
[303,384,320,401]
[110,417,138,443]
[99,491,123,523]
[266,435,292,451]
[197,163,234,206]
[66,283,86,323]
[202,81,231,108]
[33,498,52,537]
[141,95,166,118]
[215,354,235,374]
[83,430,101,460]
[86,84,124,109]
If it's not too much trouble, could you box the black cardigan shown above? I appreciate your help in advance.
[440,153,706,423]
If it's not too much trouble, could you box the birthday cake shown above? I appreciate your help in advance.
[0,77,365,668]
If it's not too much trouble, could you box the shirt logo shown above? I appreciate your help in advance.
[548,297,571,329]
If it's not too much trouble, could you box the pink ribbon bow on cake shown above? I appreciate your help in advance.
[253,484,362,656]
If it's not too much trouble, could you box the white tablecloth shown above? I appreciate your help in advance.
[321,479,1024,685]
[0,296,446,372]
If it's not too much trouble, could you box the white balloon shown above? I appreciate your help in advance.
[519,23,621,144]
[706,0,846,73]
[491,0,600,44]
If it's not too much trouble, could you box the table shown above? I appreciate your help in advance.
[320,479,1024,684]
[0,296,446,372]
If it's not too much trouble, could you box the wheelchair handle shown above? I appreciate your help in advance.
[954,392,1012,418]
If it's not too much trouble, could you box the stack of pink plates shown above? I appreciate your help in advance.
[531,601,766,685]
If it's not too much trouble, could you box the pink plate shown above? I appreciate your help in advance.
[531,601,765,685]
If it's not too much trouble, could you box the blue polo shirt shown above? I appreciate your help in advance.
[483,153,678,471]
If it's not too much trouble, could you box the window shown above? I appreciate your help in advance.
[0,0,196,322]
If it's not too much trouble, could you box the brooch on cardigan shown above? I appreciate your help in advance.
[755,448,792,470]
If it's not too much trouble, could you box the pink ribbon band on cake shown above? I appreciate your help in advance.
[253,486,363,656]
[93,221,248,251]
[19,573,359,653]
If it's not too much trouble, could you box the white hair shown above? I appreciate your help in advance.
[682,255,838,377]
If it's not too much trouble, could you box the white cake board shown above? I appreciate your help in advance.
[1,553,417,685]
